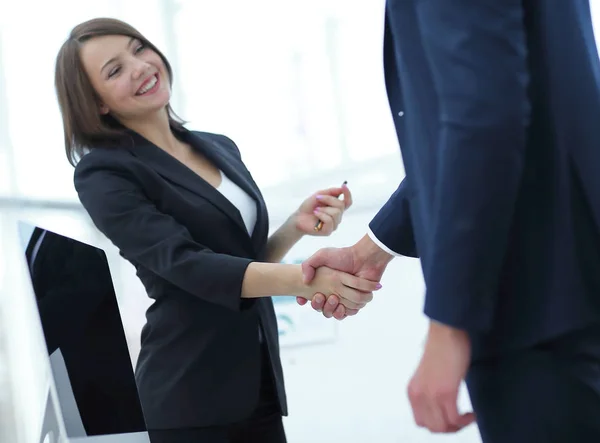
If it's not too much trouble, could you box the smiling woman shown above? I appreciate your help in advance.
[54,18,185,167]
[52,16,371,443]
[82,36,166,112]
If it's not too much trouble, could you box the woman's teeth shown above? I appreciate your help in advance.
[137,75,157,95]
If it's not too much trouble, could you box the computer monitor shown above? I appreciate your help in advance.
[18,221,150,443]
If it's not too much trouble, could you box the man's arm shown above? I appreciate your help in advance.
[369,178,418,258]
[417,0,529,332]
[400,1,529,434]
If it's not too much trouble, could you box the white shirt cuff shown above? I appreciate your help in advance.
[367,227,403,257]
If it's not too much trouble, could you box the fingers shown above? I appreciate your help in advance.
[313,186,346,199]
[340,183,353,209]
[340,273,382,294]
[333,304,360,320]
[409,394,446,433]
[335,289,371,310]
[408,380,474,433]
[310,293,327,311]
[342,307,359,317]
[428,404,448,433]
[442,400,476,432]
[336,295,365,311]
[328,302,357,320]
[301,262,317,284]
[457,412,476,430]
[313,292,360,314]
[311,293,342,318]
[332,304,346,320]
[302,249,333,283]
[313,207,337,234]
[316,295,359,320]
[321,294,342,318]
[309,268,378,309]
[308,187,350,235]
[301,293,360,320]
[313,194,346,234]
[315,194,345,212]
[408,382,446,432]
[315,185,352,210]
[308,294,358,320]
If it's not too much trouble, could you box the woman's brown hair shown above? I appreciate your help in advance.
[55,17,185,166]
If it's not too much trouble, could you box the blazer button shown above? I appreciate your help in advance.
[398,111,405,117]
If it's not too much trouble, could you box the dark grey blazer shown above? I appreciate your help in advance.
[74,128,287,429]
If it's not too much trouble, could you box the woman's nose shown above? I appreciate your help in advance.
[132,61,151,80]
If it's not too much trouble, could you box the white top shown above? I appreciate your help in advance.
[216,170,257,236]
[216,170,262,340]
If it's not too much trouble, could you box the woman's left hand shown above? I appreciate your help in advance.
[292,184,352,236]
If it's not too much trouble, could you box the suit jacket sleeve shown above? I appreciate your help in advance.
[369,178,418,258]
[74,153,253,312]
[417,0,529,331]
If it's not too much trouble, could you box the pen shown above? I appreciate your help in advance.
[314,180,348,232]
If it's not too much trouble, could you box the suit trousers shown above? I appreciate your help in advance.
[467,323,600,443]
[148,343,286,443]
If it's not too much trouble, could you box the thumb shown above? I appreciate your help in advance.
[301,260,317,284]
[457,412,476,429]
[301,249,332,283]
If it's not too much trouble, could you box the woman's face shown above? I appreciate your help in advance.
[80,34,171,122]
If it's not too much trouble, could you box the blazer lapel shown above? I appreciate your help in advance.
[189,131,269,249]
[124,130,250,239]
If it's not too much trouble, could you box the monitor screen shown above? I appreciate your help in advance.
[18,221,148,441]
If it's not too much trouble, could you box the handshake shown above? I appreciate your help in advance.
[294,235,395,319]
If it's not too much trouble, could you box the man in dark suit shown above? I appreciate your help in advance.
[300,1,600,441]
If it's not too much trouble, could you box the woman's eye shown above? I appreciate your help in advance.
[135,44,146,54]
[108,66,121,78]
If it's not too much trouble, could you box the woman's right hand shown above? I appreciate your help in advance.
[296,266,381,310]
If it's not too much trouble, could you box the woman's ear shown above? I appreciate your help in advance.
[99,103,109,115]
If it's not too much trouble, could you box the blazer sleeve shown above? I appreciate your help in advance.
[415,0,529,331]
[368,178,418,258]
[74,153,253,312]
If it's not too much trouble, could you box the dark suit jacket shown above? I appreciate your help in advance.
[370,0,600,359]
[74,128,287,429]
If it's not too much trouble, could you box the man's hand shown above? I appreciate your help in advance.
[294,266,379,310]
[296,234,393,319]
[407,321,475,433]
